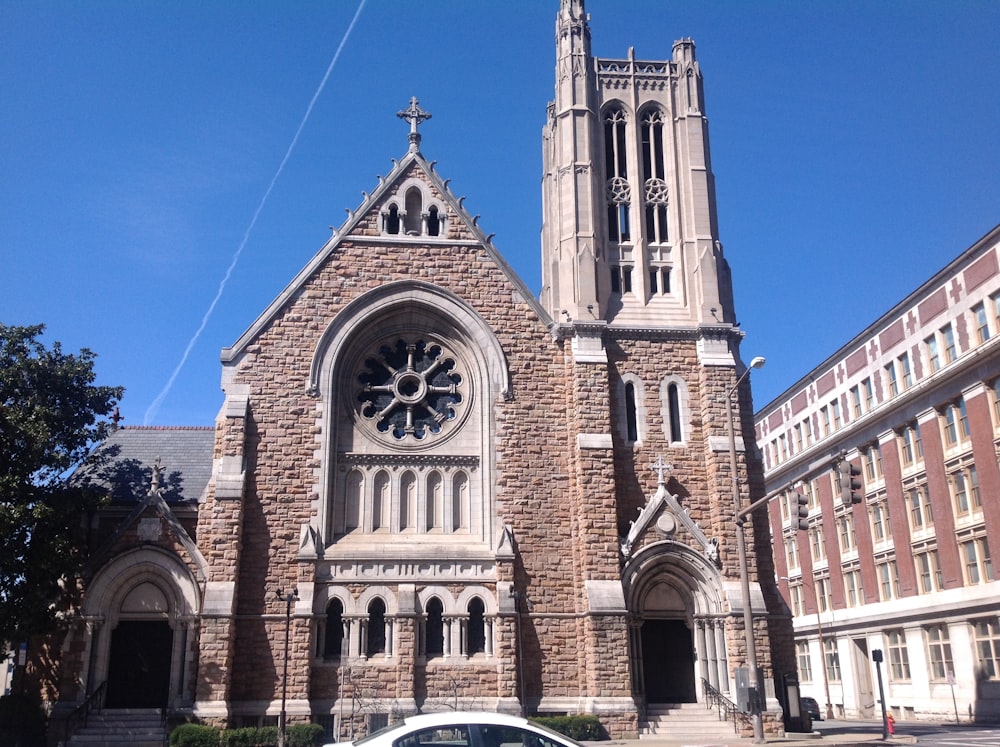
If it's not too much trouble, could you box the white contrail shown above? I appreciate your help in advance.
[144,0,368,425]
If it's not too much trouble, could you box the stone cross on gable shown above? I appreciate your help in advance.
[651,455,673,486]
[397,96,432,153]
[151,457,163,493]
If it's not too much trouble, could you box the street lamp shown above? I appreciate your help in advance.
[277,589,299,747]
[726,355,766,743]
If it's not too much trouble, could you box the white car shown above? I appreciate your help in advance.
[323,711,585,747]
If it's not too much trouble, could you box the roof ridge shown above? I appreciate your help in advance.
[119,425,214,431]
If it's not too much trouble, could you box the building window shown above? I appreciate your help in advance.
[871,501,892,542]
[831,399,842,429]
[992,378,1000,428]
[886,629,911,681]
[604,106,631,244]
[667,383,683,443]
[796,641,812,681]
[809,527,827,563]
[863,444,882,481]
[466,597,486,655]
[942,323,958,363]
[962,537,994,585]
[900,422,923,467]
[843,568,863,607]
[908,486,933,531]
[974,303,991,343]
[823,638,841,682]
[821,407,832,437]
[792,424,803,454]
[877,559,899,601]
[838,514,857,553]
[914,549,942,593]
[942,398,970,447]
[641,109,669,243]
[900,353,913,389]
[785,536,800,570]
[885,362,899,397]
[862,377,876,410]
[789,584,805,617]
[951,464,981,517]
[624,382,638,442]
[925,625,953,681]
[324,599,345,661]
[425,597,444,657]
[925,334,941,372]
[849,385,863,419]
[366,598,387,657]
[816,577,832,612]
[972,617,1000,680]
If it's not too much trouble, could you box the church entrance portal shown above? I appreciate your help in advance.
[641,619,696,703]
[105,620,173,708]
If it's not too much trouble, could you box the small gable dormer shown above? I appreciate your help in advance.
[380,179,449,238]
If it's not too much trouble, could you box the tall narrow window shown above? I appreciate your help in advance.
[366,598,386,657]
[452,471,469,532]
[668,383,683,443]
[425,597,444,657]
[400,470,416,531]
[324,599,344,661]
[385,204,401,235]
[345,470,363,532]
[467,598,486,655]
[925,625,953,681]
[373,471,390,531]
[426,471,443,532]
[427,205,441,237]
[641,109,669,243]
[403,188,422,235]
[624,382,638,442]
[604,106,630,243]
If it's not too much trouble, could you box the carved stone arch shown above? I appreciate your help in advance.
[417,585,456,614]
[623,540,726,617]
[80,547,200,709]
[615,372,648,444]
[455,585,498,616]
[312,585,354,616]
[601,99,632,121]
[660,374,691,446]
[356,585,398,615]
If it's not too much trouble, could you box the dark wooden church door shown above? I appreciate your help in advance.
[105,620,173,708]
[641,619,696,703]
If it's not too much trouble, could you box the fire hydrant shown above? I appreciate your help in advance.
[886,713,895,736]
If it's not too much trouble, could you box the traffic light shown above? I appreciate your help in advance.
[791,491,809,531]
[840,462,863,506]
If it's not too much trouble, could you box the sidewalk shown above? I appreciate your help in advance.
[591,732,918,747]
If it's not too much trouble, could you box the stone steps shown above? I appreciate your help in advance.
[641,703,739,740]
[68,708,166,747]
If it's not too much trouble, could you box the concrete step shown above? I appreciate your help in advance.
[641,703,739,740]
[68,708,166,746]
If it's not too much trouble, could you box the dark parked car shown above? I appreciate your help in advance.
[800,696,822,721]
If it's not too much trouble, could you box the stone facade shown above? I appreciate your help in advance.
[37,2,794,742]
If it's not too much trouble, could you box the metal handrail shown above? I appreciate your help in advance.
[63,680,106,742]
[700,678,750,734]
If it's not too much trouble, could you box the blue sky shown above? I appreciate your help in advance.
[3,0,998,427]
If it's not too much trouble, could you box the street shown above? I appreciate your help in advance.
[814,719,1000,746]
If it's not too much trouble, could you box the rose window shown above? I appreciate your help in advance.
[357,339,464,440]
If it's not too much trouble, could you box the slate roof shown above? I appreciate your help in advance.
[75,426,215,504]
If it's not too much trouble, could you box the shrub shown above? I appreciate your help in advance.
[287,723,326,746]
[170,723,221,747]
[531,715,607,741]
[221,726,279,746]
[0,694,47,747]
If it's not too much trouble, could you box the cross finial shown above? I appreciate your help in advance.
[651,455,673,486]
[397,96,432,153]
[151,457,163,493]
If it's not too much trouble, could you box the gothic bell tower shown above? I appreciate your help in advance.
[541,0,737,333]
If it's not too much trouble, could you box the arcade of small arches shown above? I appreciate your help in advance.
[314,587,497,663]
[380,180,449,238]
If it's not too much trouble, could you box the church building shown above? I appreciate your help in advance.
[39,2,792,741]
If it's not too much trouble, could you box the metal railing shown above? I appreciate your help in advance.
[63,680,106,743]
[701,678,750,735]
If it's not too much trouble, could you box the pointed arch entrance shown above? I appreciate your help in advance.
[624,541,730,705]
[80,547,201,710]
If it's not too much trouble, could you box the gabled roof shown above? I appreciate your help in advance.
[222,144,551,362]
[75,425,215,504]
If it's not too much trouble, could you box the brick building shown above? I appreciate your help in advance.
[41,1,792,741]
[757,224,1000,723]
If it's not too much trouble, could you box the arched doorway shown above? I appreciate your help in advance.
[638,583,696,703]
[105,619,173,708]
[623,541,729,706]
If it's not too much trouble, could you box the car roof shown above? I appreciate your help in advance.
[399,712,533,728]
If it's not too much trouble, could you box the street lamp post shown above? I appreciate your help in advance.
[277,589,298,747]
[726,355,766,744]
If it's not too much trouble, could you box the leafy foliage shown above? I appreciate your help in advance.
[531,715,608,741]
[170,723,324,747]
[170,723,221,747]
[0,323,122,644]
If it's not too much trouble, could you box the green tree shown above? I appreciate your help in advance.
[0,324,123,645]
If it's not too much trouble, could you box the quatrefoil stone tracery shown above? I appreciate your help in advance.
[606,176,631,204]
[357,339,464,441]
[645,177,669,204]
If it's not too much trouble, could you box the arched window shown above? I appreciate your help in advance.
[427,205,441,236]
[625,382,638,442]
[467,597,486,655]
[668,383,683,443]
[385,204,401,235]
[425,597,444,657]
[400,470,416,531]
[372,471,390,531]
[604,105,630,243]
[641,108,669,243]
[366,598,386,657]
[324,598,344,661]
[404,188,422,235]
[426,471,443,531]
[452,471,469,532]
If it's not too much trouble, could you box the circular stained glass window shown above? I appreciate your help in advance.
[356,338,465,441]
